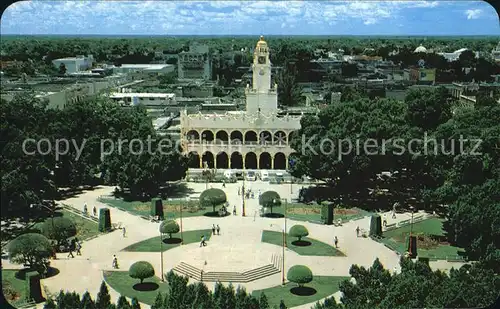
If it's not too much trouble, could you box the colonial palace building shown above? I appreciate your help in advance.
[180,36,302,170]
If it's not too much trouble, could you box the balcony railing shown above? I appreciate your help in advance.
[184,140,289,146]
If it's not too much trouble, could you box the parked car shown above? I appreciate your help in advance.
[245,171,256,181]
[260,170,269,181]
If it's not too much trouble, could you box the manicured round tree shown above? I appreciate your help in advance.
[8,233,52,271]
[289,225,309,241]
[159,220,180,239]
[369,214,382,237]
[199,188,227,213]
[287,265,313,287]
[259,191,281,214]
[41,217,77,246]
[129,261,155,284]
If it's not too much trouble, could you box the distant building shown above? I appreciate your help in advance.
[107,92,176,107]
[404,68,436,84]
[413,45,429,53]
[438,48,478,62]
[52,55,94,74]
[178,43,212,80]
[110,64,174,75]
[491,42,500,63]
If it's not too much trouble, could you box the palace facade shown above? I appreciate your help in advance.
[180,36,302,170]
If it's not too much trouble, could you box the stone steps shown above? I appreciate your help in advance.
[172,254,282,283]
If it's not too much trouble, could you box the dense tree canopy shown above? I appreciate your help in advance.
[1,94,187,217]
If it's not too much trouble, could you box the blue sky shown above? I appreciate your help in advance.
[1,1,499,36]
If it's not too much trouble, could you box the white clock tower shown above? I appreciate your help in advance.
[245,36,278,113]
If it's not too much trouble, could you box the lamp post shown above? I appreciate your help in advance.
[180,198,186,245]
[284,199,287,248]
[408,205,415,258]
[270,224,285,285]
[242,162,246,217]
[160,230,164,282]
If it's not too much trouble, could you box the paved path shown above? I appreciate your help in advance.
[3,181,465,309]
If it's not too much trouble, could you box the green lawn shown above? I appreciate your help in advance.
[381,218,466,260]
[122,229,212,252]
[103,271,169,305]
[252,276,348,308]
[262,231,345,256]
[100,198,209,219]
[270,204,371,223]
[2,269,28,306]
[34,209,100,241]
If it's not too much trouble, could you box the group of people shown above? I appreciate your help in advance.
[83,203,98,217]
[238,187,256,199]
[65,238,82,258]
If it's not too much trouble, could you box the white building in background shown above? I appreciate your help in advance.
[52,55,94,73]
[110,64,174,75]
[438,48,479,62]
[108,92,176,106]
[180,36,302,170]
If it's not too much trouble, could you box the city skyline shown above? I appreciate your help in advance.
[1,0,499,36]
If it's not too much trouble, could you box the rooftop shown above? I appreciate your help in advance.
[108,92,175,98]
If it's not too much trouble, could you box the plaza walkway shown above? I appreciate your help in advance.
[3,181,465,309]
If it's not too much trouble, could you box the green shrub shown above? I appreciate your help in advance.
[289,225,309,241]
[199,188,227,213]
[129,261,155,284]
[159,220,180,238]
[41,217,77,246]
[259,191,281,214]
[8,233,52,272]
[151,198,164,219]
[369,214,382,237]
[98,208,112,232]
[287,265,313,287]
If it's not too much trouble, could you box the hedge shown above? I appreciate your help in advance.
[98,208,112,232]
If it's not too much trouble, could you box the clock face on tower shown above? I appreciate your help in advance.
[258,56,266,64]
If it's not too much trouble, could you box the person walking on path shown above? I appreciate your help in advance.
[212,224,216,235]
[122,226,126,238]
[93,206,97,217]
[233,206,237,216]
[112,255,119,269]
[356,226,360,237]
[200,235,207,247]
[75,240,82,256]
[83,203,88,215]
[383,214,388,227]
[334,236,339,248]
[67,240,75,258]
[216,224,220,235]
[222,180,226,188]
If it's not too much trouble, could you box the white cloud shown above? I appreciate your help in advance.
[465,9,482,20]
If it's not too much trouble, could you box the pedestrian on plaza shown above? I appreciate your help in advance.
[200,235,207,247]
[356,226,360,237]
[83,203,88,215]
[216,224,220,235]
[222,180,226,188]
[93,206,97,217]
[112,255,119,269]
[383,214,388,227]
[233,206,237,216]
[238,188,240,196]
[75,240,82,256]
[122,226,126,238]
[334,236,339,248]
[67,240,75,258]
[212,224,216,235]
